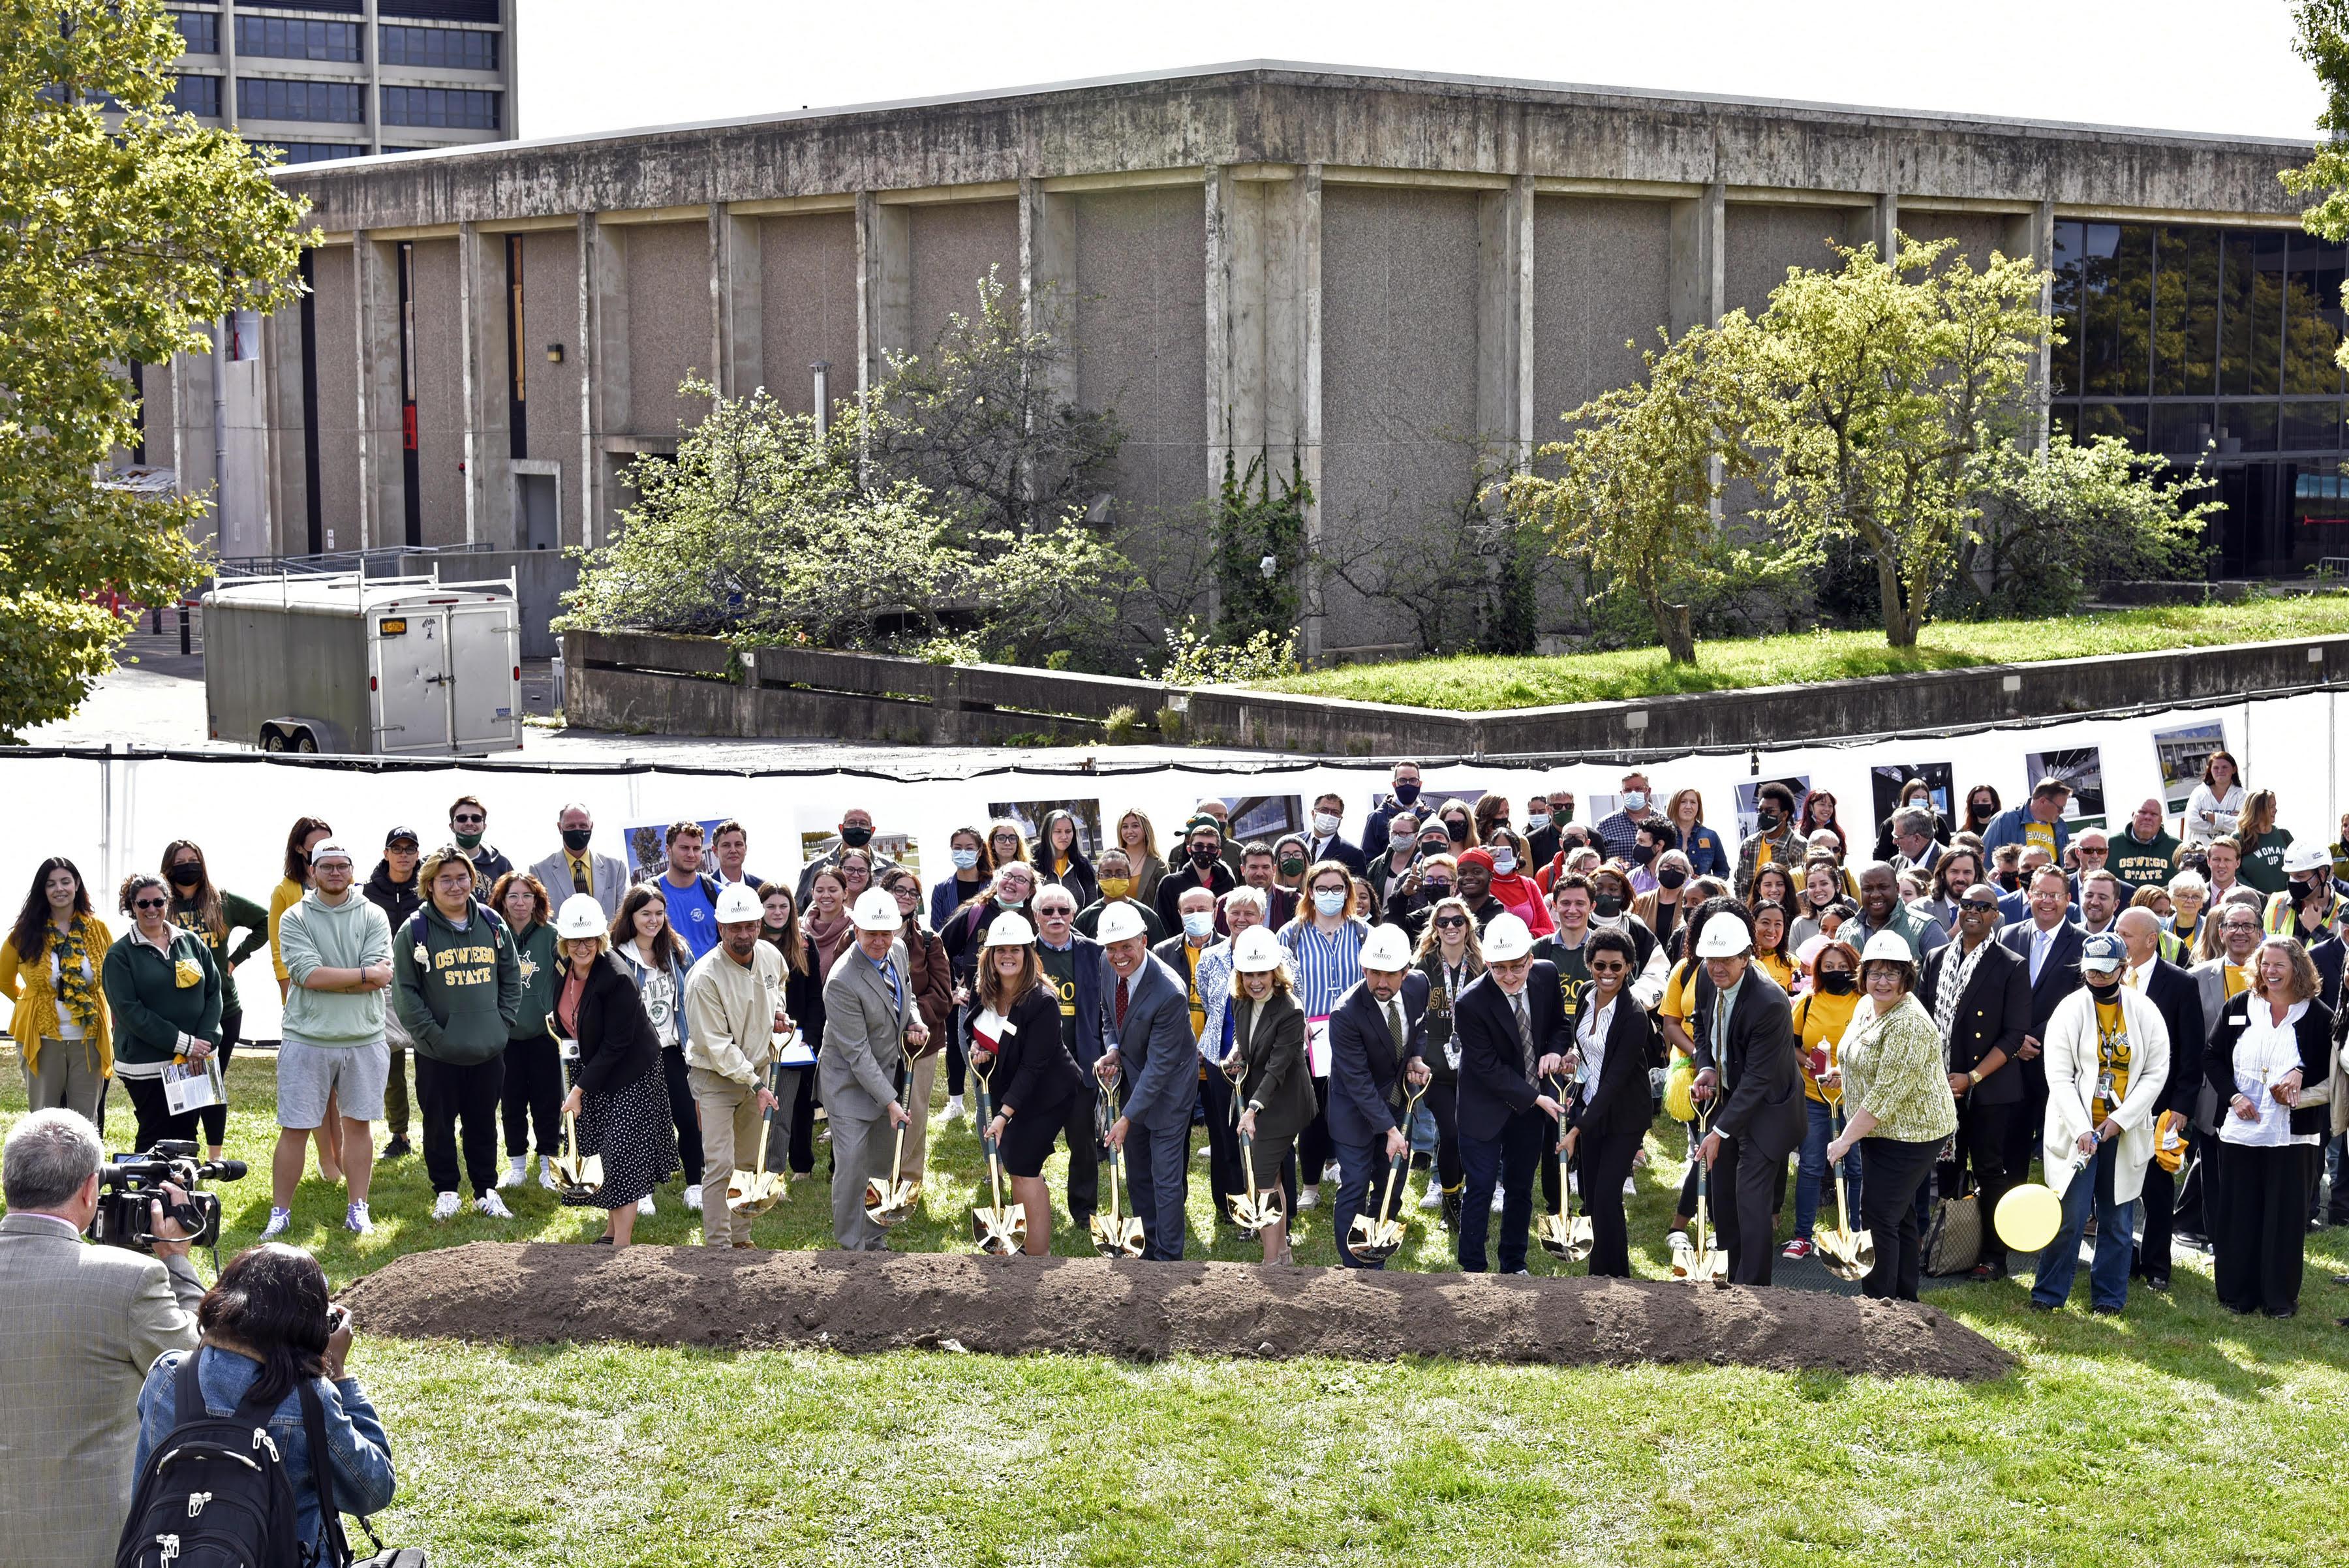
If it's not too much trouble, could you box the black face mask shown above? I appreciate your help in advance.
[561,827,594,853]
[839,825,874,849]
[1629,844,1656,867]
[168,865,201,890]
[1968,802,1995,825]
[1755,811,1781,834]
[2084,974,2119,999]
[1394,783,1420,806]
[1996,870,2021,891]
[1447,820,1469,844]
[1190,844,1221,868]
[1657,867,1688,890]
[2291,879,2317,909]
[1593,894,1626,919]
[1817,968,1857,994]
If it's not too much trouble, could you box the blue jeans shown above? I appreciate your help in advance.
[2031,1139,2135,1312]
[1795,1097,1864,1239]
[1332,1137,1393,1268]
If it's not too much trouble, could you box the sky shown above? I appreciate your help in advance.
[515,0,2330,145]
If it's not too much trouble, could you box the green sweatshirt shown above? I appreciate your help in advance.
[393,899,521,1066]
[170,888,270,1016]
[509,921,558,1043]
[100,930,224,1073]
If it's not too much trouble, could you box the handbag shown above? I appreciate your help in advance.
[1922,1191,1982,1276]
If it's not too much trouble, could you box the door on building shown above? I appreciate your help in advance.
[519,472,558,551]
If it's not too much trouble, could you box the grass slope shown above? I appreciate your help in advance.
[8,1049,2347,1567]
[1261,596,2349,711]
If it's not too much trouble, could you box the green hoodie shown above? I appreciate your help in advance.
[277,889,394,1047]
[508,921,558,1043]
[394,899,521,1066]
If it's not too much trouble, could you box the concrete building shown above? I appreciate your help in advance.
[166,63,2326,653]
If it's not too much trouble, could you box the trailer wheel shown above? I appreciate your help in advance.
[293,730,318,754]
[260,727,287,752]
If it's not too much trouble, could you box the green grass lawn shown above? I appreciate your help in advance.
[9,1047,2349,1567]
[1261,594,2349,711]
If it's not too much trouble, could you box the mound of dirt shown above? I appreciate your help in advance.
[341,1244,2010,1381]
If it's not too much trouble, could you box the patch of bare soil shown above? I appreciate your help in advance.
[342,1244,2011,1381]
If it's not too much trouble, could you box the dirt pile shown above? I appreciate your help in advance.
[341,1244,2011,1381]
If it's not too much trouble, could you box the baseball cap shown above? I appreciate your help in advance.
[309,840,354,867]
[2080,930,2126,974]
[384,825,419,848]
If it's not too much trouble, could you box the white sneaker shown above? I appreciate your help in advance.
[476,1191,513,1220]
[1322,1161,1342,1184]
[260,1207,291,1240]
[636,1194,656,1216]
[499,1158,526,1188]
[344,1203,371,1235]
[683,1184,703,1210]
[431,1191,461,1222]
[1297,1185,1320,1210]
[540,1161,560,1191]
[1419,1186,1443,1212]
[1490,1188,1505,1213]
[945,1096,966,1122]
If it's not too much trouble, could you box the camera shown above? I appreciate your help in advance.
[90,1141,247,1253]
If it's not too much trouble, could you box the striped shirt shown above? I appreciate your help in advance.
[1194,938,1236,1062]
[1280,917,1368,1019]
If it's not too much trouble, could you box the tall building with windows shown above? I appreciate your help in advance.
[157,1,517,164]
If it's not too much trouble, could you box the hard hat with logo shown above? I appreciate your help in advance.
[1858,929,1916,966]
[1233,926,1286,973]
[1360,923,1413,972]
[981,912,1037,948]
[555,893,606,941]
[1482,913,1534,962]
[1695,919,1751,959]
[1096,901,1151,945]
[850,888,900,931]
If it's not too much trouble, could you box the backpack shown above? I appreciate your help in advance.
[115,1351,313,1568]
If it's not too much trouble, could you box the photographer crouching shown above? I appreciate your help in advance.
[0,1109,204,1568]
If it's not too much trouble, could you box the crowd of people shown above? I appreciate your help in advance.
[7,758,2349,1320]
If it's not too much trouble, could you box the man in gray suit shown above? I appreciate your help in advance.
[530,802,632,920]
[0,1110,202,1568]
[1095,902,1197,1261]
[820,889,927,1250]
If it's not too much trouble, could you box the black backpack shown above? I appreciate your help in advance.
[115,1351,315,1568]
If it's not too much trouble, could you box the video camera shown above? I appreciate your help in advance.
[91,1140,247,1253]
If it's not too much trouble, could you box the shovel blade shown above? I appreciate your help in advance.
[1566,1215,1595,1263]
[972,1205,1025,1254]
[865,1176,919,1227]
[1347,1214,1404,1263]
[1536,1213,1574,1259]
[552,1153,602,1193]
[1091,1213,1146,1258]
[1228,1188,1285,1238]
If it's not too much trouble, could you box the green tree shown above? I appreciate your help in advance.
[0,0,307,738]
[1958,435,2217,616]
[1501,322,1767,664]
[2286,1,2349,316]
[1210,451,1310,647]
[1742,238,2050,647]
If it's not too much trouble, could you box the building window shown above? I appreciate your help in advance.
[380,85,499,129]
[238,78,363,123]
[236,0,362,12]
[168,8,217,55]
[168,73,221,117]
[380,24,498,72]
[235,16,363,63]
[266,140,368,165]
[380,0,502,22]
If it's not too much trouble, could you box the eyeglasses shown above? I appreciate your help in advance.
[1037,906,1074,919]
[2077,847,2108,858]
[1433,915,1468,929]
[1588,959,1627,974]
[452,813,485,825]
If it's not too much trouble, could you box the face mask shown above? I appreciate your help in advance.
[1629,844,1656,867]
[1280,856,1306,878]
[1754,811,1780,835]
[1313,812,1342,838]
[1526,812,1550,833]
[560,827,594,854]
[1817,969,1856,995]
[1621,791,1648,812]
[1394,783,1420,806]
[1100,876,1133,901]
[1182,910,1216,940]
[168,865,201,890]
[997,894,1026,910]
[840,825,874,849]
[1996,870,2021,891]
[1312,889,1347,917]
[951,848,979,871]
[1657,867,1688,890]
[453,830,484,850]
[2085,972,2119,996]
[1190,844,1221,868]
[1593,893,1625,919]
[1969,803,1995,825]
[2291,879,2316,908]
[1491,851,1516,874]
[1447,820,1469,844]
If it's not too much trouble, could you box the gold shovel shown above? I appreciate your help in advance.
[864,1044,922,1227]
[550,1107,602,1200]
[1227,1073,1288,1240]
[1537,1075,1595,1263]
[726,1064,788,1215]
[1676,1104,1729,1286]
[970,1060,1028,1253]
[1815,1094,1875,1284]
[1346,1080,1424,1265]
[1089,1073,1145,1257]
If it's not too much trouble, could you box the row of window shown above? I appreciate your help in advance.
[179,1,500,18]
[169,74,500,129]
[168,12,498,71]
[2053,398,2349,456]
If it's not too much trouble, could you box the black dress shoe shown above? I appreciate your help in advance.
[382,1135,412,1159]
[2143,1272,2170,1291]
[2264,1307,2297,1319]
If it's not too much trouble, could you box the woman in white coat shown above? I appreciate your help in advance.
[2028,930,2170,1315]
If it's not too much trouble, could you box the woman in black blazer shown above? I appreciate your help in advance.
[967,914,1085,1256]
[551,896,680,1247]
[2202,936,2337,1316]
[1225,927,1314,1264]
[1565,928,1659,1276]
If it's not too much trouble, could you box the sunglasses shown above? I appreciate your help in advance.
[452,814,485,825]
[1433,915,1468,929]
[1038,906,1073,919]
[1588,959,1627,974]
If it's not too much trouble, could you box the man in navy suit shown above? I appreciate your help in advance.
[1302,790,1370,878]
[1998,865,2087,1182]
[1690,919,1809,1286]
[1452,914,1568,1274]
[1094,903,1197,1261]
[1327,924,1433,1268]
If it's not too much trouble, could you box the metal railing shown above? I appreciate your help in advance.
[210,540,499,584]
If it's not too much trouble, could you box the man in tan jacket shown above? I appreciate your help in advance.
[683,884,786,1248]
[0,1110,204,1568]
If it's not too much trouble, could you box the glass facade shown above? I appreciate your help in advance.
[168,8,217,55]
[236,17,364,63]
[380,24,498,71]
[238,77,363,123]
[266,140,368,164]
[167,72,220,117]
[2052,218,2349,576]
[380,85,499,129]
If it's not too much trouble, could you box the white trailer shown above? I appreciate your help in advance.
[203,573,524,757]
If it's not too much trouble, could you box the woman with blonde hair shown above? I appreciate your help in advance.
[1114,809,1169,907]
[2205,935,2335,1316]
[1224,926,1313,1263]
[1663,788,1729,879]
[964,912,1085,1256]
[1411,894,1484,1227]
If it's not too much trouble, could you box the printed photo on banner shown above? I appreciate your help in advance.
[2024,747,2106,827]
[2152,720,2228,814]
[985,799,1104,864]
[795,805,920,882]
[622,816,728,884]
[1732,776,1811,838]
[1869,761,1954,829]
[1220,794,1306,845]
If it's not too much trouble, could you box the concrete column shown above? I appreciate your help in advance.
[714,205,763,400]
[2006,199,2057,452]
[1871,192,1900,263]
[1264,165,1323,660]
[1021,175,1078,407]
[1669,181,1726,337]
[578,212,629,547]
[1477,175,1535,469]
[856,191,912,404]
[263,307,309,555]
[457,221,512,546]
[351,230,405,552]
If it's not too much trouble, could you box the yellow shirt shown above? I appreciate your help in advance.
[564,853,596,897]
[1659,959,1699,1054]
[1757,952,1796,992]
[2092,996,2132,1126]
[2223,962,2251,1000]
[2023,820,2058,861]
[1796,987,1860,1104]
[268,877,303,982]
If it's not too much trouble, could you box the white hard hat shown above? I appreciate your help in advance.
[1096,900,1150,945]
[1482,913,1534,962]
[850,887,900,931]
[1859,929,1916,966]
[715,882,765,924]
[1233,925,1285,973]
[2284,842,2333,875]
[982,911,1036,948]
[1695,919,1752,959]
[1360,922,1414,972]
[554,893,606,940]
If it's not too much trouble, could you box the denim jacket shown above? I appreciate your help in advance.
[136,1345,397,1558]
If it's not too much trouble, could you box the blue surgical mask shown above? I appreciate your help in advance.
[997,893,1026,909]
[951,848,979,871]
[1526,812,1550,833]
[1313,889,1347,917]
[1182,910,1216,940]
[1492,850,1517,875]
